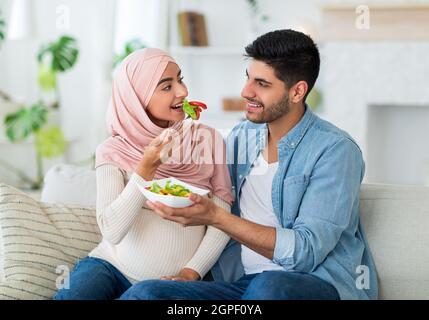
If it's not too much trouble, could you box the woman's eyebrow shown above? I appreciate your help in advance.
[156,70,182,87]
[157,77,173,87]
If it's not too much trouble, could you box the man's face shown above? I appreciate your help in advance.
[241,60,290,124]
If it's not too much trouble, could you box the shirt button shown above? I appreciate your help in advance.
[290,142,295,147]
[239,175,243,179]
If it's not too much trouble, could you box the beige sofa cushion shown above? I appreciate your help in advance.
[41,164,97,206]
[0,184,101,300]
[360,184,429,300]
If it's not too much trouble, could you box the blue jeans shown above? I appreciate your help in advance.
[119,270,340,300]
[53,256,132,300]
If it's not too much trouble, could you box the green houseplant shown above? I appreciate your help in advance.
[246,0,269,23]
[38,35,79,109]
[245,0,269,43]
[307,88,323,113]
[113,38,146,69]
[0,10,10,100]
[0,11,5,46]
[3,103,67,189]
[1,35,79,190]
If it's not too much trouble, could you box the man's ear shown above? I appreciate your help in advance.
[290,81,308,104]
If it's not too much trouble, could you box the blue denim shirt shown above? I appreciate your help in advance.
[210,106,378,300]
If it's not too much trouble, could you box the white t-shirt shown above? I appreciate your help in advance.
[239,152,286,274]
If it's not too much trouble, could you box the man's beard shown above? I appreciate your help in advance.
[248,93,290,124]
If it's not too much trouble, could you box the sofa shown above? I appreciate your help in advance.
[359,183,429,299]
[1,164,429,299]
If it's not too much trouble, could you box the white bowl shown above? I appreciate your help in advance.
[136,177,210,208]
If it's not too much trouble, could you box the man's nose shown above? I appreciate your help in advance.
[241,82,255,100]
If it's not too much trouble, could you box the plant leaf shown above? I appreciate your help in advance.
[307,88,323,112]
[0,13,5,43]
[38,63,57,91]
[34,126,67,158]
[113,39,147,68]
[38,35,79,73]
[4,104,48,142]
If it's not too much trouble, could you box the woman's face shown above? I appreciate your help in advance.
[146,62,188,128]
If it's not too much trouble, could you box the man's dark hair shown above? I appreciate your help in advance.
[245,29,320,101]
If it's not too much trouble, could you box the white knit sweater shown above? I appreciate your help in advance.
[89,165,231,283]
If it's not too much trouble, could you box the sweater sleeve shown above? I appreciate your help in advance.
[184,195,231,279]
[96,164,148,245]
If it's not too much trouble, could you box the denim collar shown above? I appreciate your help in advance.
[249,104,316,157]
[275,104,316,149]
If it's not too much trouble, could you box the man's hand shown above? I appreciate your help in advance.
[147,193,220,227]
[160,268,201,281]
[148,193,277,260]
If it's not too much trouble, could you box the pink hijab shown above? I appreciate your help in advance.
[96,48,233,204]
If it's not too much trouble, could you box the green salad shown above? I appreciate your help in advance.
[145,180,191,197]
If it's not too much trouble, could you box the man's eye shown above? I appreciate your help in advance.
[163,85,172,91]
[258,81,267,87]
[178,76,184,84]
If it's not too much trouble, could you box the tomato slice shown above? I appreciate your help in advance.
[189,101,207,109]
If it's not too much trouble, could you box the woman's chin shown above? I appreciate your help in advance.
[171,112,186,121]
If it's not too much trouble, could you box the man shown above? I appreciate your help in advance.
[120,29,378,300]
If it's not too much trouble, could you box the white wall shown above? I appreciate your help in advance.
[367,105,429,185]
[1,0,326,187]
[169,0,322,47]
[2,0,429,187]
[168,0,324,130]
[115,0,169,51]
[321,41,429,185]
[0,0,116,186]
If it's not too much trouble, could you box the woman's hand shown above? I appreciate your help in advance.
[136,130,173,180]
[160,268,201,282]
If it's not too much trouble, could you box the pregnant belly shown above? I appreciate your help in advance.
[115,209,206,280]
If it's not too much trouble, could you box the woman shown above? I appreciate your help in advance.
[54,48,233,300]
